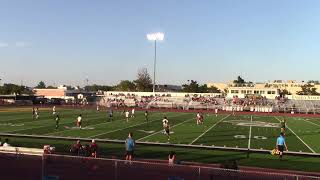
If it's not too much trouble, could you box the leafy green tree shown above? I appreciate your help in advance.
[0,84,33,95]
[84,84,114,91]
[116,80,136,91]
[233,76,245,84]
[297,84,320,95]
[46,85,57,89]
[134,68,152,92]
[279,89,291,96]
[35,81,46,89]
[182,80,200,93]
[208,85,221,93]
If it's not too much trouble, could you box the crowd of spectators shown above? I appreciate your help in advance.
[224,96,274,107]
[191,96,218,105]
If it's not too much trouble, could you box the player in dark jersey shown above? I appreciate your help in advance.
[108,108,113,121]
[164,123,170,141]
[145,111,149,122]
[32,107,35,120]
[55,114,60,130]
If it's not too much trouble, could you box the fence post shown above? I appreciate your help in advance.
[42,154,45,180]
[114,160,118,180]
[198,167,201,180]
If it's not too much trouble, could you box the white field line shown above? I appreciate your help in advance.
[88,113,187,138]
[189,114,231,145]
[45,121,114,136]
[0,110,78,122]
[0,112,101,127]
[8,115,105,134]
[304,119,320,127]
[137,117,194,142]
[275,117,316,153]
[248,115,253,149]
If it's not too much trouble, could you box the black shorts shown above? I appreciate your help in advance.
[277,145,284,152]
[126,150,134,156]
[165,129,170,135]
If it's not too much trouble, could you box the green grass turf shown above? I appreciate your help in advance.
[1,107,320,172]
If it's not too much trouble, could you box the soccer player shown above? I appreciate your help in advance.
[164,121,170,141]
[32,107,35,120]
[196,112,201,125]
[280,118,286,135]
[145,111,149,122]
[77,114,82,129]
[55,114,60,130]
[162,116,169,130]
[96,105,100,112]
[276,133,288,160]
[125,110,130,122]
[35,107,39,119]
[108,108,113,121]
[215,108,218,117]
[131,108,135,118]
[125,132,135,163]
[52,106,56,115]
[199,113,204,124]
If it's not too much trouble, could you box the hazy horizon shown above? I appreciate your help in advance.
[1,0,320,87]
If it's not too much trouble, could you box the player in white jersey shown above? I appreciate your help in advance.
[76,114,82,129]
[125,110,130,122]
[52,106,56,115]
[35,108,39,119]
[162,116,169,131]
[215,108,218,117]
[162,116,170,140]
[131,108,135,118]
[96,105,100,112]
[196,112,201,125]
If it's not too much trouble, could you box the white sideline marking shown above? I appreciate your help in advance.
[304,119,320,127]
[88,113,186,138]
[189,115,231,145]
[275,117,316,153]
[248,115,253,149]
[137,118,194,141]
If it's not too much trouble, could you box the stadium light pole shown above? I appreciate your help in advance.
[147,32,164,94]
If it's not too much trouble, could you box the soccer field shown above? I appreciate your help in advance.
[1,107,320,154]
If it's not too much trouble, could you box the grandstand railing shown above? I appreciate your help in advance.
[1,132,320,158]
[41,154,320,180]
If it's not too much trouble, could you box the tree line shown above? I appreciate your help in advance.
[1,73,320,96]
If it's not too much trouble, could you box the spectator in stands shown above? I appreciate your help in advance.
[70,140,83,156]
[2,138,10,147]
[125,132,135,163]
[90,139,98,158]
[168,151,176,165]
[276,133,288,160]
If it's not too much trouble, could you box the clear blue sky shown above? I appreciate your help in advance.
[1,0,320,87]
